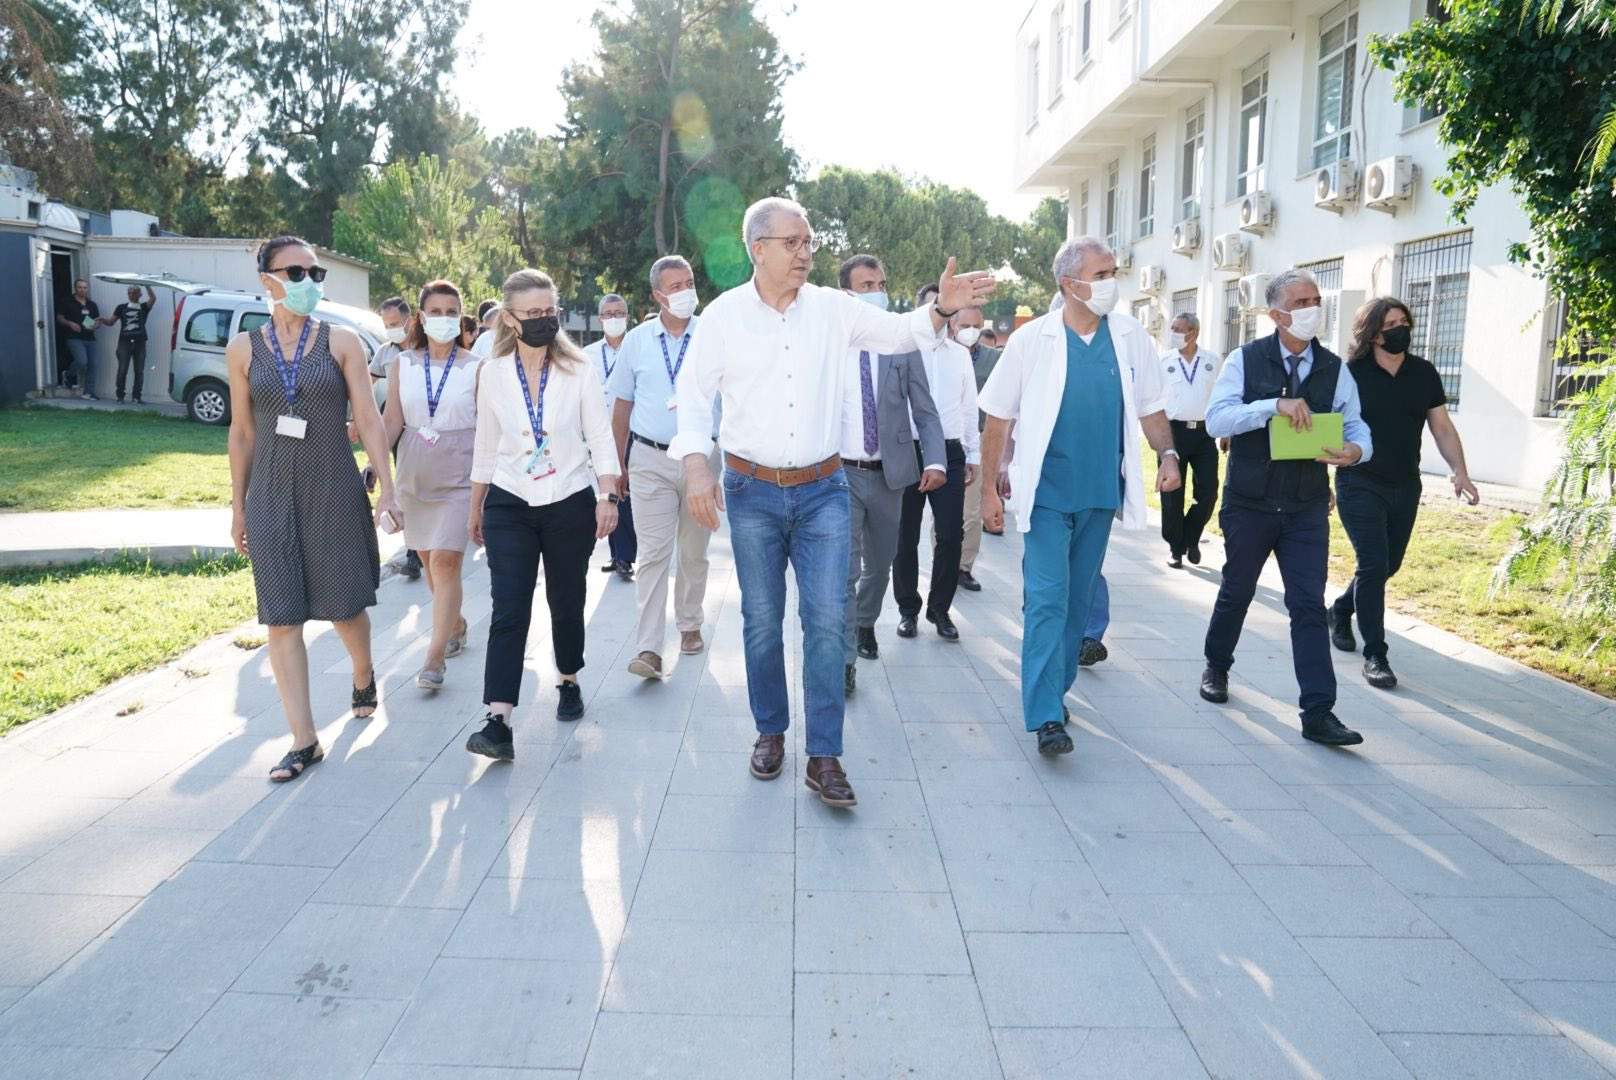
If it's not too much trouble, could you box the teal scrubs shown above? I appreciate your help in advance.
[1022,320,1124,731]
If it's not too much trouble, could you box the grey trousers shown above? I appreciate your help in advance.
[845,464,904,663]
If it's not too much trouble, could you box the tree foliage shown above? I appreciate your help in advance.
[333,154,518,306]
[1373,0,1616,614]
[0,0,93,195]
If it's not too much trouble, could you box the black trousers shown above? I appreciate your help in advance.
[482,484,596,705]
[1204,500,1336,718]
[1332,471,1422,661]
[607,493,637,565]
[893,440,966,619]
[1160,420,1218,555]
[115,338,146,400]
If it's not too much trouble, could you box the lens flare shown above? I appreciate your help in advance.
[684,176,750,288]
[672,92,714,160]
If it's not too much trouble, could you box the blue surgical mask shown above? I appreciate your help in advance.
[856,290,889,311]
[276,276,324,317]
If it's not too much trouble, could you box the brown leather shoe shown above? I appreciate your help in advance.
[627,651,662,679]
[805,756,857,808]
[680,630,704,655]
[749,733,785,780]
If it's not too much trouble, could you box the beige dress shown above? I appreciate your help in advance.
[394,346,481,551]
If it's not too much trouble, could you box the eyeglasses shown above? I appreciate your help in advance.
[508,305,563,320]
[268,264,328,283]
[758,234,823,254]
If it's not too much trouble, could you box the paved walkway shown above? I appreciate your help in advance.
[1,515,1613,1079]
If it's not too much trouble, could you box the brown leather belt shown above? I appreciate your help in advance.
[724,452,842,488]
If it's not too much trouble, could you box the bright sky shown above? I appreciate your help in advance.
[452,0,1040,221]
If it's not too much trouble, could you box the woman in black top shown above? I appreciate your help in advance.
[1330,297,1480,690]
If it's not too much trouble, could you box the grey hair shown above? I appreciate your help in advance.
[648,255,692,294]
[597,293,626,313]
[1265,267,1318,309]
[1051,235,1113,283]
[1171,312,1200,332]
[742,196,809,258]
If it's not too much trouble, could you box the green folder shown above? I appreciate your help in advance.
[1268,412,1345,460]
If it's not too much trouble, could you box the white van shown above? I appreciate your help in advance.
[93,271,388,426]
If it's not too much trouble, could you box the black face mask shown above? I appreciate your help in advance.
[1380,324,1412,355]
[517,315,559,348]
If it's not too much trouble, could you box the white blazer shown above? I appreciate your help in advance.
[978,309,1167,533]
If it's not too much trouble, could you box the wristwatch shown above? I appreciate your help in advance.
[604,492,621,504]
[1161,448,1181,458]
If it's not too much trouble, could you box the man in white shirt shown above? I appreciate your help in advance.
[471,300,499,358]
[979,236,1180,757]
[672,196,994,808]
[610,256,721,680]
[836,254,947,698]
[893,287,981,643]
[584,293,635,581]
[1158,312,1224,568]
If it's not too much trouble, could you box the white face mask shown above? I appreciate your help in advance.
[384,326,407,345]
[1284,305,1324,341]
[665,289,699,319]
[601,316,628,338]
[1074,277,1119,317]
[1169,331,1188,351]
[423,315,461,344]
[955,327,981,348]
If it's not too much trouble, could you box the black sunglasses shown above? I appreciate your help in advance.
[267,264,328,283]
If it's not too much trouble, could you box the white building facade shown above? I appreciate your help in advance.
[1014,0,1576,490]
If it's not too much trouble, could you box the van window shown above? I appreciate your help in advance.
[239,312,270,336]
[184,309,232,347]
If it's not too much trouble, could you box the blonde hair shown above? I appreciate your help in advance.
[491,268,584,371]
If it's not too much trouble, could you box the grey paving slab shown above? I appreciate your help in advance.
[795,827,949,893]
[1239,865,1447,938]
[1509,980,1616,1075]
[96,775,270,831]
[581,1012,790,1080]
[1516,863,1616,935]
[992,1027,1210,1080]
[1076,830,1253,895]
[0,794,124,857]
[927,802,1082,863]
[236,902,460,1000]
[1515,783,1616,834]
[197,796,387,867]
[603,918,792,1017]
[1155,763,1303,811]
[1045,779,1200,838]
[1299,937,1556,1035]
[367,1068,577,1080]
[796,777,931,830]
[796,889,971,975]
[1342,832,1547,898]
[1433,806,1616,865]
[626,849,792,923]
[1415,896,1616,982]
[967,931,1177,1029]
[493,809,654,886]
[1121,892,1321,986]
[0,1045,165,1080]
[1189,807,1366,866]
[0,892,135,985]
[794,972,1001,1080]
[0,825,217,897]
[146,991,406,1080]
[651,793,795,852]
[1381,1033,1610,1080]
[1285,783,1460,835]
[946,856,1122,933]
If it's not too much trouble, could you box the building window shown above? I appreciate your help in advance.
[1541,299,1608,418]
[1026,39,1041,128]
[1300,257,1344,291]
[1312,2,1358,169]
[1115,0,1133,30]
[1077,179,1090,234]
[1405,0,1450,127]
[1051,4,1066,96]
[1223,280,1257,353]
[1172,288,1198,319]
[1398,230,1473,408]
[1103,159,1121,249]
[1132,298,1153,326]
[1137,135,1156,238]
[1237,57,1269,196]
[1078,0,1093,63]
[1180,102,1205,222]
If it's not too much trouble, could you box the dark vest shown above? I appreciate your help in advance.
[1226,332,1341,512]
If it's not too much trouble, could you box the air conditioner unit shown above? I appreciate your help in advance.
[1171,219,1202,255]
[1237,273,1272,312]
[1211,233,1250,273]
[1321,289,1367,354]
[1112,245,1134,271]
[1138,264,1166,295]
[1238,191,1275,234]
[1313,159,1359,213]
[1140,306,1164,333]
[1363,155,1417,213]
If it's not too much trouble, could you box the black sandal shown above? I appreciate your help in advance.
[270,742,323,783]
[353,678,378,718]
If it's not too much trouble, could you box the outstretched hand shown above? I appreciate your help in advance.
[937,256,996,312]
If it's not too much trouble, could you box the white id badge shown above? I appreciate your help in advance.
[275,414,308,439]
[665,397,678,410]
[418,427,440,446]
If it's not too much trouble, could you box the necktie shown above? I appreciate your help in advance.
[860,351,878,457]
[1285,354,1304,398]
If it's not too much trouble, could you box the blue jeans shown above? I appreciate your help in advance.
[65,339,95,393]
[723,466,851,757]
[1085,573,1110,641]
[1021,506,1114,731]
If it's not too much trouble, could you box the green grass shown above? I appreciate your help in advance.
[0,554,257,734]
[1141,448,1616,699]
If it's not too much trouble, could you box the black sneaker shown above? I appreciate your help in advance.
[1301,711,1364,746]
[557,681,584,721]
[1079,637,1108,666]
[1186,542,1202,565]
[1199,666,1229,704]
[856,626,879,660]
[844,663,856,696]
[466,714,515,761]
[1036,721,1074,756]
[1168,552,1184,569]
[958,570,982,592]
[401,551,423,581]
[1363,656,1398,690]
[1329,607,1356,653]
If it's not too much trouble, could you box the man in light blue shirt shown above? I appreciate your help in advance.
[608,255,721,679]
[1200,266,1373,746]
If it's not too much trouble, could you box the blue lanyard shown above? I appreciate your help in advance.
[601,342,616,382]
[659,331,690,387]
[1180,353,1201,386]
[513,355,552,450]
[263,319,314,407]
[421,344,459,420]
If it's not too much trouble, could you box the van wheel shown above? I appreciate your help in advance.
[186,379,230,425]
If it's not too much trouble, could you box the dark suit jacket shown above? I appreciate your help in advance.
[871,350,947,491]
